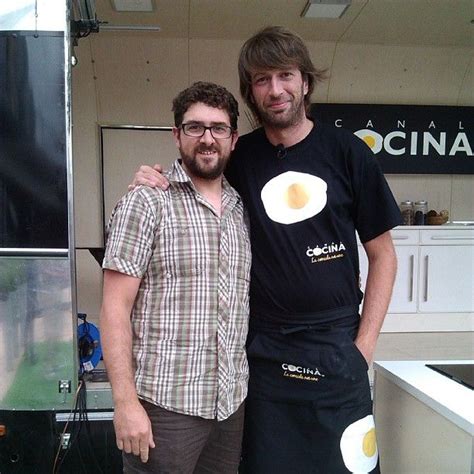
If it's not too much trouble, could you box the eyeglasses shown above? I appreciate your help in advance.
[180,123,234,139]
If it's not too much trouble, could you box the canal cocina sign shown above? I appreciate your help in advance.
[311,104,473,174]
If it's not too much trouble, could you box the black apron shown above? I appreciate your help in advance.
[240,306,380,474]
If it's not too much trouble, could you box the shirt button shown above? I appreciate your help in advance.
[181,228,187,234]
[166,272,172,278]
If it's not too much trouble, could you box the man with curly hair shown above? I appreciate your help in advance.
[101,82,251,473]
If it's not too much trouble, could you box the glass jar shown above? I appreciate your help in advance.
[414,200,428,225]
[400,200,414,225]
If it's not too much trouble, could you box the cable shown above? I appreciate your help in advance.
[53,377,106,474]
[52,380,84,474]
[80,385,105,473]
[52,312,107,472]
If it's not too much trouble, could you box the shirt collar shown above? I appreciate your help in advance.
[167,159,241,204]
[167,160,191,184]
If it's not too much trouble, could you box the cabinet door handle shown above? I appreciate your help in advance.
[393,236,410,240]
[409,255,414,301]
[430,236,474,241]
[424,255,429,302]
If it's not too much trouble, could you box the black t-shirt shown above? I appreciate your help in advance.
[225,121,402,322]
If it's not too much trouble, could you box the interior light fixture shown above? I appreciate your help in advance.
[111,0,154,12]
[301,0,351,19]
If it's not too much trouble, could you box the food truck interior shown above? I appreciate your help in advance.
[0,0,472,472]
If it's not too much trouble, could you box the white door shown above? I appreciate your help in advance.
[419,246,474,313]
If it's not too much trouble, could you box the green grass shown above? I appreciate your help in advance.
[1,341,76,410]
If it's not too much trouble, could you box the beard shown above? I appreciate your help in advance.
[179,145,230,180]
[257,85,307,129]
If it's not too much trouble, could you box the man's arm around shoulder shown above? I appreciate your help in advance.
[100,269,155,463]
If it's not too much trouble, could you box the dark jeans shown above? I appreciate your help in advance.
[123,400,245,474]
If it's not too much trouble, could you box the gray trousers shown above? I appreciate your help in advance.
[123,400,245,474]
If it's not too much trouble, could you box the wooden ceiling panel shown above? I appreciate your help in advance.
[93,0,474,47]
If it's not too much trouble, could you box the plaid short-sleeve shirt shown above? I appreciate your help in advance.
[103,160,251,420]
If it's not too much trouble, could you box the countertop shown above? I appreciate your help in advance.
[374,360,474,435]
[394,223,474,230]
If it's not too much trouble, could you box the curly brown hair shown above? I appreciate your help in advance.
[238,26,326,122]
[172,81,239,129]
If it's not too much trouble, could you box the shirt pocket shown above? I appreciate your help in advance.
[155,221,207,278]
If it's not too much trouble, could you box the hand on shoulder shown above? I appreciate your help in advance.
[129,164,169,191]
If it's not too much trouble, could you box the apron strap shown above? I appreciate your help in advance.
[251,304,360,334]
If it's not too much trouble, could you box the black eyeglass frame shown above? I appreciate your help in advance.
[180,123,235,139]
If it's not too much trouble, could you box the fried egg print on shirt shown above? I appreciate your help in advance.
[260,171,327,225]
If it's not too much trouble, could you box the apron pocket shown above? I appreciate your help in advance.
[246,328,371,407]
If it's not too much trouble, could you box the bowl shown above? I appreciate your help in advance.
[426,215,449,225]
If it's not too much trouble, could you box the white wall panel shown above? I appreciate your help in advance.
[189,39,246,128]
[304,40,336,103]
[328,44,472,105]
[451,175,474,221]
[90,35,189,124]
[75,249,103,325]
[72,38,103,247]
[457,55,474,105]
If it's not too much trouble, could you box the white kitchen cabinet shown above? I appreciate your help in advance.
[359,244,418,314]
[391,246,419,313]
[358,226,474,332]
[419,245,474,313]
